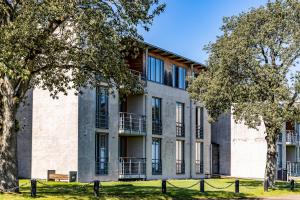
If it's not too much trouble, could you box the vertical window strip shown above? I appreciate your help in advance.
[96,87,109,129]
[152,97,162,135]
[176,140,185,174]
[95,133,108,175]
[152,138,162,175]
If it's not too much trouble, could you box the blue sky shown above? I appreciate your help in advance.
[139,0,268,64]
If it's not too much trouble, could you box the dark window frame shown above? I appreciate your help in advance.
[147,56,164,84]
[176,140,185,174]
[152,138,162,175]
[152,97,162,135]
[176,102,185,137]
[196,107,204,139]
[96,87,109,129]
[95,133,109,175]
[172,65,186,89]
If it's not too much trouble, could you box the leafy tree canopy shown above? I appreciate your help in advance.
[188,0,300,186]
[189,0,300,130]
[0,0,165,100]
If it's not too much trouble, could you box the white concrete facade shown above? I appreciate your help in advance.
[16,43,212,182]
[212,112,300,179]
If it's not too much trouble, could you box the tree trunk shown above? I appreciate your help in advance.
[0,77,19,191]
[264,128,279,189]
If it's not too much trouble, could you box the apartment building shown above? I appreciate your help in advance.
[17,43,212,182]
[212,112,300,180]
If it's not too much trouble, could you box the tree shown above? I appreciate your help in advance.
[0,0,165,191]
[188,0,300,188]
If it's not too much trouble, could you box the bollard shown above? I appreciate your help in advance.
[31,179,37,197]
[290,179,295,190]
[162,179,167,194]
[264,178,269,192]
[93,180,100,197]
[235,179,239,194]
[200,179,205,193]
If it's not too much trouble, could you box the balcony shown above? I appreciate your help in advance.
[286,131,299,145]
[152,159,162,175]
[152,120,162,135]
[119,157,146,179]
[196,125,204,139]
[195,160,204,174]
[176,122,185,137]
[176,160,185,174]
[287,162,300,177]
[119,112,146,136]
[129,69,146,82]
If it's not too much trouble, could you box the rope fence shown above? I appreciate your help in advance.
[0,178,298,197]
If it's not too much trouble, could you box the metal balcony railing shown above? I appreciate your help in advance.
[119,157,146,179]
[152,159,162,175]
[176,122,185,137]
[195,160,204,174]
[152,120,162,135]
[129,69,146,81]
[119,112,146,135]
[196,125,204,139]
[286,130,299,144]
[287,162,300,177]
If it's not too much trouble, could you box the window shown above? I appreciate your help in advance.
[172,65,186,89]
[95,133,108,175]
[96,87,109,129]
[176,140,185,174]
[176,102,185,137]
[196,142,204,174]
[152,97,162,135]
[152,138,162,175]
[147,56,164,83]
[196,107,204,139]
[277,144,282,168]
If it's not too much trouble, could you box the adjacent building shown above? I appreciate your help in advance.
[17,43,212,182]
[212,112,300,180]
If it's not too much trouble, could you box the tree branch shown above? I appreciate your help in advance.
[259,44,269,64]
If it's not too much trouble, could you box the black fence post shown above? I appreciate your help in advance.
[200,179,205,193]
[264,178,269,192]
[162,179,167,194]
[93,180,100,197]
[31,179,37,197]
[290,179,295,190]
[235,179,239,194]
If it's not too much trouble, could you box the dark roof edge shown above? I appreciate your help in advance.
[143,41,207,69]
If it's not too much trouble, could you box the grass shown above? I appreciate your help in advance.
[0,178,300,199]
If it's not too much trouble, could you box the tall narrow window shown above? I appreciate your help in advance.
[277,144,282,168]
[152,97,162,135]
[95,133,108,175]
[147,56,164,83]
[196,142,204,174]
[96,87,109,129]
[176,140,185,174]
[152,138,162,175]
[172,65,186,89]
[176,102,185,137]
[196,107,204,139]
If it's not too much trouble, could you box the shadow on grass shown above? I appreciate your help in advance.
[12,179,300,200]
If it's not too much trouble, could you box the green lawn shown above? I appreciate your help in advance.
[1,178,300,200]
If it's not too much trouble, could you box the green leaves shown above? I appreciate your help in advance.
[0,0,165,98]
[189,0,300,130]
